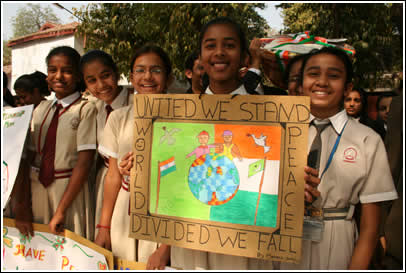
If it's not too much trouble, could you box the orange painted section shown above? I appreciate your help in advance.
[214,124,281,161]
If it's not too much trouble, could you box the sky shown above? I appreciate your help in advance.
[1,1,284,41]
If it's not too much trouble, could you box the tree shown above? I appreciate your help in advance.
[12,4,61,38]
[74,3,268,80]
[276,3,402,91]
[3,40,12,66]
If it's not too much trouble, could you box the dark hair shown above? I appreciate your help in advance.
[345,88,369,118]
[46,46,86,92]
[3,72,16,107]
[14,71,50,96]
[3,71,8,88]
[80,49,119,77]
[130,44,172,77]
[184,51,199,85]
[283,54,306,85]
[198,17,248,61]
[185,51,199,72]
[300,46,353,85]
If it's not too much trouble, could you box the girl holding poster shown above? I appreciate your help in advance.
[95,45,172,269]
[14,46,97,240]
[167,17,276,270]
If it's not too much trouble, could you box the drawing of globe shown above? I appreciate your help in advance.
[188,153,239,205]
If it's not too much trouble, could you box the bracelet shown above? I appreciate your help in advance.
[96,224,111,230]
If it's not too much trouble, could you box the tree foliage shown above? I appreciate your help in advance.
[276,3,403,90]
[11,4,61,38]
[74,3,268,80]
[3,40,12,66]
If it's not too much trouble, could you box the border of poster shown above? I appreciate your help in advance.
[129,94,310,263]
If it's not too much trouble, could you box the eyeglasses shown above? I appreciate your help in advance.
[133,67,163,75]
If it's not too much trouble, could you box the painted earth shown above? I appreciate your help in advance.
[188,153,239,205]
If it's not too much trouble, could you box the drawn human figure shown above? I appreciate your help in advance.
[186,130,216,159]
[216,130,242,161]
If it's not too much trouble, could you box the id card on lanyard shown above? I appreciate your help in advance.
[303,120,348,242]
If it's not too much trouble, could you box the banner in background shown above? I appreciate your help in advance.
[2,104,34,210]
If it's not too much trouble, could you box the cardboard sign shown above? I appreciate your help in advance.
[2,218,113,270]
[2,105,34,210]
[129,94,310,263]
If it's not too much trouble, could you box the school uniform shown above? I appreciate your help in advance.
[98,102,158,263]
[280,109,398,270]
[171,84,275,270]
[27,92,97,240]
[93,87,133,234]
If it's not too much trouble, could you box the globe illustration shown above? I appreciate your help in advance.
[188,153,240,205]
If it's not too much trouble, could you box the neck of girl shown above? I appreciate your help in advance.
[311,106,342,120]
[209,78,241,94]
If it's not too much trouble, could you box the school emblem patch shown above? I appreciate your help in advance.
[343,147,357,163]
[70,117,80,130]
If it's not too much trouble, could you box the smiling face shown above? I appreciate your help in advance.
[344,90,362,117]
[83,59,120,104]
[130,52,168,94]
[200,23,243,93]
[47,54,80,99]
[302,53,352,119]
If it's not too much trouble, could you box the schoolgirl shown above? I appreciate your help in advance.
[169,17,275,270]
[94,45,172,269]
[80,50,133,235]
[13,71,50,108]
[14,46,97,240]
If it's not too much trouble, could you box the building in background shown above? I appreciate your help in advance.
[6,21,187,97]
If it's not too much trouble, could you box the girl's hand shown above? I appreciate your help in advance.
[304,166,321,203]
[94,228,112,250]
[249,38,263,69]
[14,203,34,237]
[118,152,133,176]
[146,244,170,270]
[48,210,65,234]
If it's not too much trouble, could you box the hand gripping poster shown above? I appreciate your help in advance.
[129,94,310,263]
[2,218,113,270]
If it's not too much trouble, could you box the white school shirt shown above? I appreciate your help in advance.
[281,109,398,270]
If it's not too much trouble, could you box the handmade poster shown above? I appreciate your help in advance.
[2,104,34,210]
[130,94,310,263]
[2,218,113,270]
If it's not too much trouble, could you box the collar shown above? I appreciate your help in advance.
[103,86,129,111]
[205,84,248,95]
[53,92,81,108]
[309,109,348,134]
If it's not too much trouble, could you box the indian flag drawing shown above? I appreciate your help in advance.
[159,157,176,176]
[150,122,280,228]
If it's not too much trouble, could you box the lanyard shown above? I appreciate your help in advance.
[320,120,348,179]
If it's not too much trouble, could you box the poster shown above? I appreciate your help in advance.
[2,218,113,270]
[129,94,310,263]
[2,105,34,210]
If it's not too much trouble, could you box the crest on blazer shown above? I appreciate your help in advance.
[70,117,80,130]
[343,147,357,163]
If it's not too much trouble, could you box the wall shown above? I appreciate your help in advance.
[10,35,83,99]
